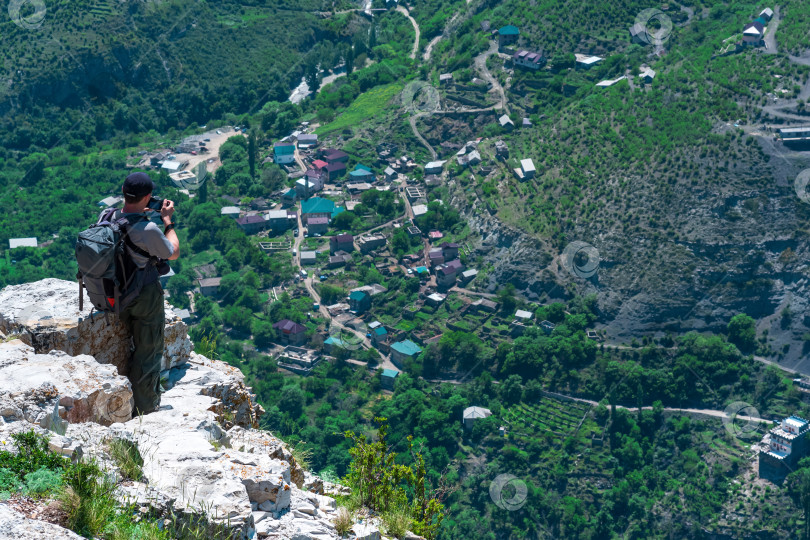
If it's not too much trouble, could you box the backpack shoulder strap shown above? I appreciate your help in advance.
[113,210,153,260]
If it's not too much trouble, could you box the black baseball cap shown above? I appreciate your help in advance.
[123,172,155,198]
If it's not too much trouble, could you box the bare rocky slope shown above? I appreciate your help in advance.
[0,279,397,540]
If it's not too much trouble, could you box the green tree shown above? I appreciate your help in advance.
[727,313,756,352]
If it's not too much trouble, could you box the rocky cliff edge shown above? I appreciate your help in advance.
[0,279,384,540]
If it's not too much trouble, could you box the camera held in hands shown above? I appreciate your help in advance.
[146,196,165,212]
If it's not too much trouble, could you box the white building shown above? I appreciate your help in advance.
[463,406,492,430]
[9,238,37,249]
[575,53,603,69]
[412,204,428,217]
[221,206,241,219]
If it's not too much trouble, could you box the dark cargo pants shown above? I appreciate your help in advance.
[119,281,164,416]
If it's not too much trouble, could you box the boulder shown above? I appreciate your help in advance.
[0,278,192,375]
[0,503,85,539]
[0,340,132,426]
[351,522,381,540]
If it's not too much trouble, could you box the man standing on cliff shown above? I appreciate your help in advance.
[118,172,180,416]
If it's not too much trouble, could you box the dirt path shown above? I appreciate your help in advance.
[423,12,459,62]
[474,41,509,114]
[396,6,420,60]
[763,5,781,54]
[409,112,437,160]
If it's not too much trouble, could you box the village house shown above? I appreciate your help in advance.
[424,160,446,175]
[463,406,492,430]
[513,50,546,70]
[428,248,444,266]
[276,346,322,376]
[321,148,349,164]
[759,7,773,21]
[428,230,443,242]
[381,368,400,390]
[330,233,354,254]
[515,309,534,323]
[297,133,318,149]
[384,166,397,181]
[514,158,536,181]
[250,198,270,211]
[219,206,241,220]
[349,290,371,314]
[460,268,478,284]
[639,66,656,84]
[273,142,296,165]
[441,242,460,259]
[296,172,325,196]
[301,197,343,222]
[426,292,446,307]
[9,237,37,249]
[197,277,221,297]
[439,73,453,85]
[272,319,308,346]
[300,251,317,265]
[472,298,498,312]
[759,415,810,480]
[436,258,464,288]
[236,215,266,235]
[629,22,647,44]
[499,114,515,130]
[743,19,765,45]
[328,251,351,268]
[266,210,290,232]
[371,325,389,346]
[498,25,519,48]
[412,204,428,218]
[349,164,374,183]
[161,160,187,173]
[307,216,329,235]
[390,339,422,368]
[98,195,123,208]
[281,188,298,207]
[575,53,603,69]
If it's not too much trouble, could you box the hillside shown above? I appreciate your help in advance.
[4,0,810,539]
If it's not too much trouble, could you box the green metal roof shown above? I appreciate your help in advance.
[349,290,368,301]
[354,164,372,172]
[331,206,345,219]
[274,144,295,155]
[499,25,519,35]
[324,336,343,346]
[301,197,336,215]
[373,327,388,335]
[382,368,399,378]
[391,339,422,356]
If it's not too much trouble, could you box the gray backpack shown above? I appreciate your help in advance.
[75,208,154,315]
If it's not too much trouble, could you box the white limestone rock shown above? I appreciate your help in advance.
[0,340,132,426]
[352,522,382,540]
[0,278,192,375]
[0,503,85,539]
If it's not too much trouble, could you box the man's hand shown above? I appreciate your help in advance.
[160,199,175,225]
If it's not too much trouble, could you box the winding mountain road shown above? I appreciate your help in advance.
[396,6,420,60]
